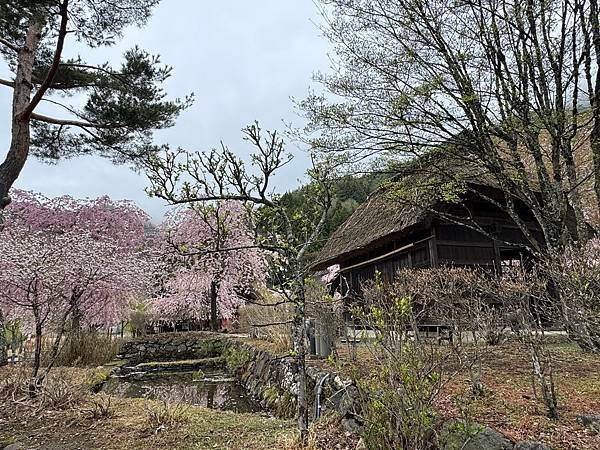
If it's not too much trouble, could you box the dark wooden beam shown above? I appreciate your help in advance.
[429,228,439,268]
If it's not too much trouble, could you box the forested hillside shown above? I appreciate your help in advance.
[280,173,386,253]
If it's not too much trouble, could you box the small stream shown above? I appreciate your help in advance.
[104,369,261,414]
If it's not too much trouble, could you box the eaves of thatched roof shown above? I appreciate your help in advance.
[312,115,600,272]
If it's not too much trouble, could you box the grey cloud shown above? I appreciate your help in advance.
[0,0,330,223]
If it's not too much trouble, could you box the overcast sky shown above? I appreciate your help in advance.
[0,0,331,222]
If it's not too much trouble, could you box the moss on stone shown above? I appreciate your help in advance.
[261,386,296,419]
[136,356,225,372]
[103,359,128,368]
[87,366,112,392]
[224,346,251,374]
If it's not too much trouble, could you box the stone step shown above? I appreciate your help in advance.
[120,356,226,375]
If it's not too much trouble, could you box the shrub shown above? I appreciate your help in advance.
[224,346,251,374]
[349,268,529,448]
[143,386,190,431]
[87,393,113,419]
[545,240,600,353]
[351,275,450,449]
[1,366,88,411]
[37,369,87,410]
[0,365,29,401]
[285,412,360,450]
[263,386,296,419]
[386,266,560,419]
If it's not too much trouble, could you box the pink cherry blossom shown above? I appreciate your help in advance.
[0,191,153,332]
[322,265,340,284]
[152,201,267,322]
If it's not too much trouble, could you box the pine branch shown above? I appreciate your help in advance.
[30,112,115,129]
[0,79,14,88]
[0,38,18,53]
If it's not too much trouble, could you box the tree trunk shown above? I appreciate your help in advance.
[591,127,600,217]
[65,306,83,361]
[0,308,7,367]
[39,307,76,384]
[0,23,42,368]
[0,22,42,207]
[29,321,43,397]
[210,280,219,332]
[292,277,308,442]
[529,343,558,419]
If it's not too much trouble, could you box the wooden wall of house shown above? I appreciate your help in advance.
[339,219,535,297]
[335,186,544,298]
[435,222,497,267]
[341,240,430,296]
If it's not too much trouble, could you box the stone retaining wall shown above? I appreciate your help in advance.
[112,333,554,449]
[229,341,362,431]
[116,332,227,363]
[115,333,361,429]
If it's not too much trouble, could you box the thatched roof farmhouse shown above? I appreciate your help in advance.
[311,155,544,297]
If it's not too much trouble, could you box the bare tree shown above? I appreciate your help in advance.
[304,0,600,253]
[544,239,600,351]
[145,122,336,440]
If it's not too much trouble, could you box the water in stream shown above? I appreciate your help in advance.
[104,369,261,414]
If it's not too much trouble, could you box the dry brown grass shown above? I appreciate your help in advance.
[0,365,295,450]
[43,332,126,367]
[307,337,600,450]
[238,289,293,353]
[437,342,600,450]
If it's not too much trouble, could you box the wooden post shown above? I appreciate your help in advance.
[493,238,502,275]
[428,233,439,268]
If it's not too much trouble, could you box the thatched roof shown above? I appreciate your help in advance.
[311,123,600,271]
[310,186,431,270]
[311,147,495,270]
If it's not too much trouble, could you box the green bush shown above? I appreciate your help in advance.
[357,344,441,449]
[351,275,450,449]
[224,346,251,374]
[263,386,297,419]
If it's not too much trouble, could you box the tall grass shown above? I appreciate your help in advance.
[41,332,125,367]
[238,289,293,353]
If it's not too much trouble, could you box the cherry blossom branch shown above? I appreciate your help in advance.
[164,240,284,257]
